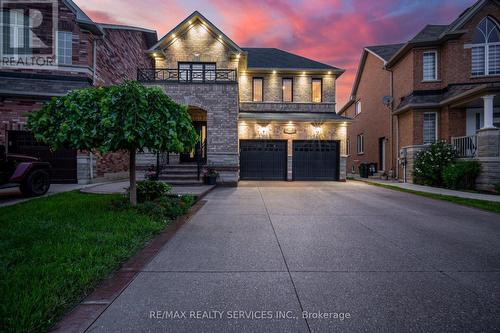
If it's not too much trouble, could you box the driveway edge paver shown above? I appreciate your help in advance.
[48,198,208,333]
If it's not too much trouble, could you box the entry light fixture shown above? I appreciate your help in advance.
[313,125,322,135]
[272,70,277,74]
[172,33,176,37]
[258,125,269,136]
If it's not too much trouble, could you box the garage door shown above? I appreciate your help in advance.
[7,130,77,183]
[240,140,287,180]
[293,140,339,180]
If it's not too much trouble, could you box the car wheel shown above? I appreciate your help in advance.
[20,169,51,197]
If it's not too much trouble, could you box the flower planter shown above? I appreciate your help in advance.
[207,175,217,185]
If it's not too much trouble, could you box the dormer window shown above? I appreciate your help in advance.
[471,17,500,76]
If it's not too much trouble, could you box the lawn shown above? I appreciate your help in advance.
[0,191,171,333]
[365,181,500,214]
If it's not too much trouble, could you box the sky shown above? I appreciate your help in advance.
[77,0,475,107]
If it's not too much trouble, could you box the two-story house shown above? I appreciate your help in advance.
[339,0,500,191]
[138,11,350,185]
[0,0,157,183]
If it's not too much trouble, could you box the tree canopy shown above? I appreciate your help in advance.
[27,81,198,205]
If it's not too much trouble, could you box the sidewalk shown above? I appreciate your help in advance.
[80,180,215,198]
[354,177,500,203]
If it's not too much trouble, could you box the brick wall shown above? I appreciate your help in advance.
[344,52,392,174]
[0,99,44,146]
[95,28,154,85]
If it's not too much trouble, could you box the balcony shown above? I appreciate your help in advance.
[452,135,477,158]
[239,101,336,113]
[137,68,237,83]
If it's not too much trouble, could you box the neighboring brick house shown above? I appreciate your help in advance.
[339,0,500,191]
[0,0,156,183]
[138,11,350,185]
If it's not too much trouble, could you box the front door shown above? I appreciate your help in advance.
[378,137,385,171]
[180,122,207,163]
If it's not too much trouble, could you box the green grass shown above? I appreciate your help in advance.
[0,191,170,333]
[364,181,500,214]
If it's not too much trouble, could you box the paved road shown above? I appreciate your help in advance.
[89,181,500,332]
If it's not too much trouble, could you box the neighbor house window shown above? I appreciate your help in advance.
[9,10,25,53]
[282,78,293,102]
[355,101,361,115]
[312,78,322,103]
[470,17,500,76]
[57,31,73,65]
[252,77,263,102]
[423,51,437,81]
[357,134,364,154]
[423,112,437,144]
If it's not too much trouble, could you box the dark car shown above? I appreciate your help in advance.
[0,144,51,197]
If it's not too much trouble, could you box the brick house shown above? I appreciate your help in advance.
[1,5,349,185]
[0,0,157,183]
[137,11,350,185]
[339,0,500,191]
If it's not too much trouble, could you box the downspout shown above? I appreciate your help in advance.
[386,65,398,179]
[89,37,97,182]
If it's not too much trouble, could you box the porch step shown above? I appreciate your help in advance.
[159,169,198,175]
[159,174,200,180]
[158,178,205,186]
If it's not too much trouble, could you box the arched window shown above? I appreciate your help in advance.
[471,17,500,76]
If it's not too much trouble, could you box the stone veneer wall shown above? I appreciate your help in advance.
[239,73,336,104]
[145,82,239,185]
[476,128,500,192]
[239,121,348,180]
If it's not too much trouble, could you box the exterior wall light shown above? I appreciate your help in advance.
[328,71,332,75]
[272,70,277,74]
[258,125,269,136]
[172,33,176,37]
[313,126,322,135]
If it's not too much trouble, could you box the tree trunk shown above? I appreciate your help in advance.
[129,148,137,206]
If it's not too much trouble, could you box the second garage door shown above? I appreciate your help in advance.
[293,140,339,180]
[240,140,287,180]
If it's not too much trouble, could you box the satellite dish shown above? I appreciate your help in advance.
[383,96,393,107]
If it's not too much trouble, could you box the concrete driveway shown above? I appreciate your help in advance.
[89,181,500,332]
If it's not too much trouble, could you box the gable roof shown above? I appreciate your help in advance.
[386,0,500,66]
[242,48,343,73]
[409,25,449,43]
[148,11,243,55]
[98,23,158,48]
[63,0,103,35]
[365,43,405,62]
[338,43,403,114]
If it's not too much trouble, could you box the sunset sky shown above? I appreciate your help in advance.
[77,0,475,107]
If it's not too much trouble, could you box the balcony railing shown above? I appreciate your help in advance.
[137,68,237,83]
[452,135,477,158]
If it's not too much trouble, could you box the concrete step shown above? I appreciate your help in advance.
[159,174,200,180]
[160,179,205,186]
[159,169,198,175]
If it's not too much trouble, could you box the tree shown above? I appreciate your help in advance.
[27,81,198,205]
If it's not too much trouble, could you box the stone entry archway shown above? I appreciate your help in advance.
[180,106,208,163]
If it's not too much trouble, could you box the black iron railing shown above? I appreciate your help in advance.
[138,68,237,83]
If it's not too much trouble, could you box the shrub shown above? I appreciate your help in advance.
[134,180,171,203]
[136,195,195,220]
[413,141,456,186]
[442,161,481,190]
[495,181,500,194]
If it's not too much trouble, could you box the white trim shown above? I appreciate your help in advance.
[423,112,438,144]
[364,48,388,65]
[355,100,362,116]
[422,50,438,81]
[357,134,364,154]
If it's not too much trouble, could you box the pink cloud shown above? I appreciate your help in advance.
[75,0,475,106]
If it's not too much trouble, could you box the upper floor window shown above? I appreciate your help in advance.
[423,112,437,144]
[57,31,73,65]
[471,17,500,76]
[282,78,293,102]
[312,78,322,103]
[252,77,263,102]
[178,62,216,82]
[355,100,361,115]
[423,51,437,81]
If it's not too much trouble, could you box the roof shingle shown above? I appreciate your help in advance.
[242,48,341,71]
[365,43,405,62]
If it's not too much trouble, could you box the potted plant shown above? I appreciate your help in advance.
[205,168,219,185]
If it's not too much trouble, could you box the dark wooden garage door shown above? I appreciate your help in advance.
[7,130,77,183]
[293,140,339,180]
[240,140,287,180]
